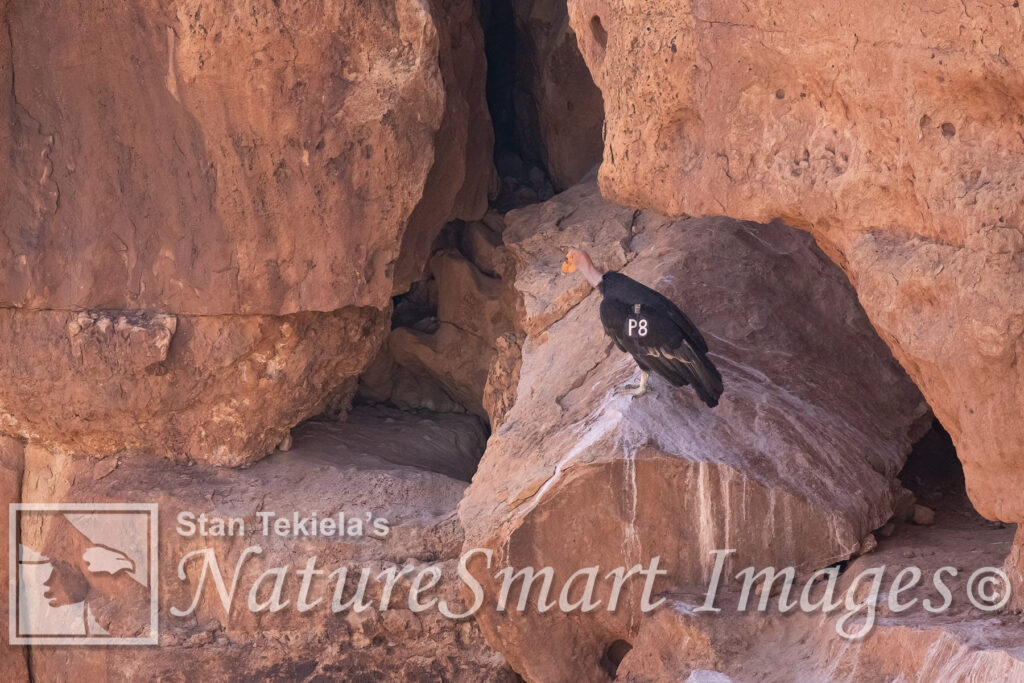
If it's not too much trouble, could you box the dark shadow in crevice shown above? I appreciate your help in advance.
[599,639,633,679]
[478,0,555,211]
[899,418,977,518]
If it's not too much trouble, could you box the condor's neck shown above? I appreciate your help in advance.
[579,260,603,287]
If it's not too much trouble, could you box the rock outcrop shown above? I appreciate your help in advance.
[20,409,511,680]
[459,183,929,681]
[0,0,493,464]
[565,0,1024,522]
[3,0,1022,678]
[2,0,491,315]
[360,218,518,421]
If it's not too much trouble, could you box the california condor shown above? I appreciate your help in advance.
[561,248,723,407]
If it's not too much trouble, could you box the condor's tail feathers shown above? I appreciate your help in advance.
[642,344,724,408]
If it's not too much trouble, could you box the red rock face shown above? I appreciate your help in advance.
[566,0,1024,521]
[2,0,491,315]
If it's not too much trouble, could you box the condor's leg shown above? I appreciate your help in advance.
[615,369,650,397]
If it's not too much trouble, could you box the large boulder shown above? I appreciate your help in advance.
[619,492,1024,681]
[565,0,1024,521]
[0,0,493,464]
[459,183,928,681]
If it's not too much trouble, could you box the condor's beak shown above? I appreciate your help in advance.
[561,261,575,273]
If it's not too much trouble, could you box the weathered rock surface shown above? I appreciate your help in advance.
[565,0,1024,521]
[0,307,386,466]
[482,331,524,429]
[20,410,510,680]
[459,183,928,681]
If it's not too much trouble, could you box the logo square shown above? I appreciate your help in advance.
[9,503,158,646]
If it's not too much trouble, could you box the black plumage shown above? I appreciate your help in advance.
[598,271,723,407]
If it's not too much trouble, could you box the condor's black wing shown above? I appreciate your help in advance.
[598,272,723,407]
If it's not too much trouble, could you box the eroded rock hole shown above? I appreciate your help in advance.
[481,0,554,211]
[591,16,608,50]
[346,0,611,479]
[599,639,633,679]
